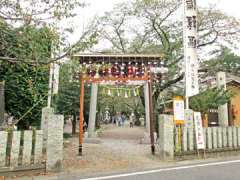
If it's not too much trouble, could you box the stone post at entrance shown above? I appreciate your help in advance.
[41,107,54,149]
[88,83,98,138]
[159,114,174,160]
[217,72,229,126]
[46,114,64,171]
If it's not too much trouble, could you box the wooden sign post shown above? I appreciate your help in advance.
[194,112,206,158]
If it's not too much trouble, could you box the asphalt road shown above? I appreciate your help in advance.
[78,160,240,180]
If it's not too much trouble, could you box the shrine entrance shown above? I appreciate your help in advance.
[73,54,167,156]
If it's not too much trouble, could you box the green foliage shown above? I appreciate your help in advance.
[0,22,52,129]
[190,88,233,114]
[55,61,91,123]
[0,21,54,63]
[204,47,240,76]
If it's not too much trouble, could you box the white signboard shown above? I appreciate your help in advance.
[183,0,199,97]
[173,98,185,122]
[194,112,205,150]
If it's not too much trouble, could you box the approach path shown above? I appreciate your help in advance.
[62,125,163,177]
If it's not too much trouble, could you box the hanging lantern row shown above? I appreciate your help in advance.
[79,60,165,78]
[102,86,141,98]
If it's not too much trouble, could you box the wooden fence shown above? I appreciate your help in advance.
[174,126,240,154]
[0,130,45,172]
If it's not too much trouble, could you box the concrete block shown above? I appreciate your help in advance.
[10,131,21,167]
[22,131,33,165]
[159,115,174,160]
[0,131,8,167]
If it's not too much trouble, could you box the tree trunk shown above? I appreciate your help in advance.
[72,114,77,135]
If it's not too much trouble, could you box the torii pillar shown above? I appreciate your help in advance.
[144,82,151,133]
[88,83,98,137]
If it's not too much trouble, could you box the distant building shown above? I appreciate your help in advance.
[204,74,240,127]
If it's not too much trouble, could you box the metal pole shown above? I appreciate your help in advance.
[79,75,85,156]
[148,74,155,155]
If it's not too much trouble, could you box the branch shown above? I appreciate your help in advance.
[160,73,184,91]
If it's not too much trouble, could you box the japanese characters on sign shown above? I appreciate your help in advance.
[183,0,199,97]
[173,97,185,124]
[194,112,205,150]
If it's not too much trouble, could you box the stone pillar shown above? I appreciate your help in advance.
[0,82,5,126]
[212,127,218,149]
[217,72,229,126]
[203,128,207,149]
[207,128,212,149]
[184,109,194,128]
[233,127,237,148]
[182,127,188,152]
[22,131,33,165]
[222,127,228,148]
[144,83,150,133]
[46,114,64,171]
[0,131,7,167]
[227,127,233,148]
[34,130,43,164]
[10,131,21,167]
[159,115,174,160]
[88,83,98,138]
[188,128,194,151]
[41,107,54,149]
[217,127,223,148]
[237,128,240,147]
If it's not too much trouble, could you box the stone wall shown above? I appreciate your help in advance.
[175,126,240,153]
[0,130,44,169]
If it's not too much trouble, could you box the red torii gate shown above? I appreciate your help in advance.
[73,54,165,156]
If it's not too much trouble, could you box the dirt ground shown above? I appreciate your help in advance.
[10,124,170,179]
[61,124,167,177]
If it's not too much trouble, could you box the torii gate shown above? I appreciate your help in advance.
[73,54,166,156]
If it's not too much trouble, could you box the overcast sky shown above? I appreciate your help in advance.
[66,0,240,48]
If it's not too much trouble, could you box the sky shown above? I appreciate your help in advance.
[66,0,240,49]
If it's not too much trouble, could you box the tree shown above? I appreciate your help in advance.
[0,0,85,26]
[56,61,91,135]
[0,0,99,65]
[98,0,240,114]
[202,47,240,77]
[0,1,99,129]
[190,88,232,114]
[0,22,52,129]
